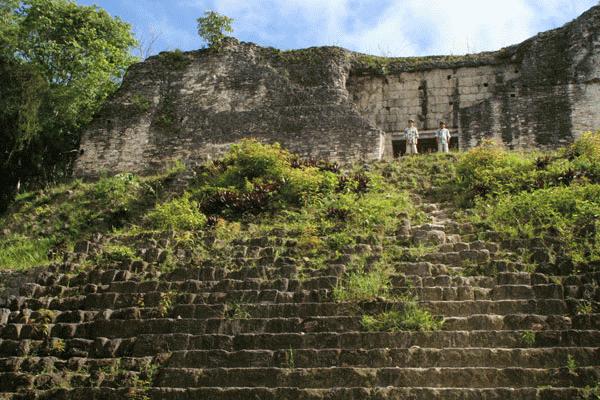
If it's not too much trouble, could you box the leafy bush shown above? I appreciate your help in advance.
[92,173,142,208]
[147,194,207,231]
[323,189,414,233]
[456,143,538,204]
[196,140,338,216]
[158,49,190,70]
[565,131,600,183]
[476,184,600,270]
[456,132,600,206]
[196,10,234,49]
[361,301,443,332]
[564,131,600,161]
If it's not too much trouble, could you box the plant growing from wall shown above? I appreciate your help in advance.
[521,330,536,347]
[197,10,234,50]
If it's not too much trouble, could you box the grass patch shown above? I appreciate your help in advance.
[333,270,391,302]
[361,299,443,332]
[96,244,139,265]
[0,236,53,270]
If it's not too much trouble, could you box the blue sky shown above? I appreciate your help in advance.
[76,0,599,58]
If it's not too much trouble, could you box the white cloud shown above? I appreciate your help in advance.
[117,0,599,56]
[201,0,598,56]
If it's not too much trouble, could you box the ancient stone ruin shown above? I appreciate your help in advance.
[1,189,599,398]
[1,5,599,400]
[75,6,600,176]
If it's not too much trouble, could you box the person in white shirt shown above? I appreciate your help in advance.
[436,121,451,153]
[404,119,419,155]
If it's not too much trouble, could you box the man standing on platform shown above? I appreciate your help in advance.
[404,119,419,155]
[436,121,451,153]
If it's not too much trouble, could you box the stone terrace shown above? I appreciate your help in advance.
[0,194,599,399]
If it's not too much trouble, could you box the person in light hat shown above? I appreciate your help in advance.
[436,121,451,153]
[404,119,419,155]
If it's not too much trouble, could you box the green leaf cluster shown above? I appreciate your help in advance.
[196,10,234,50]
[147,194,207,232]
[1,0,137,210]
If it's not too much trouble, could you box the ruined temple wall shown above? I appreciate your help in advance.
[347,65,521,156]
[75,6,600,175]
[347,5,600,157]
[572,82,600,135]
[570,20,600,136]
[75,44,383,177]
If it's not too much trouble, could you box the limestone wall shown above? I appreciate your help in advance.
[348,5,600,157]
[75,5,600,177]
[75,44,383,177]
[348,65,522,156]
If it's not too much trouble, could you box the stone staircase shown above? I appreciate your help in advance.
[0,201,599,399]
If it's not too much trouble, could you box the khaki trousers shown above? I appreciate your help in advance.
[406,142,418,155]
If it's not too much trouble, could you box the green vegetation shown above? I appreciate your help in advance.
[0,170,177,269]
[225,303,251,320]
[130,94,152,113]
[333,270,391,302]
[96,244,139,265]
[567,354,578,374]
[455,132,600,273]
[285,347,296,369]
[157,49,191,70]
[0,0,137,210]
[0,236,54,270]
[2,133,599,279]
[361,298,443,332]
[576,301,594,315]
[583,382,600,399]
[352,52,485,75]
[158,291,177,318]
[147,194,207,231]
[196,10,234,50]
[521,330,536,347]
[0,140,421,273]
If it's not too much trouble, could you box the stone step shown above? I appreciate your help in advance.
[6,286,578,314]
[14,386,594,400]
[0,355,152,373]
[30,258,537,292]
[96,283,586,302]
[20,273,498,297]
[2,347,598,374]
[19,270,600,300]
[38,264,348,287]
[3,330,598,358]
[4,314,596,341]
[164,347,600,369]
[4,299,584,330]
[149,386,591,400]
[154,366,600,388]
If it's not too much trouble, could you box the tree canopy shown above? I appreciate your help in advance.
[0,0,137,210]
[197,10,234,49]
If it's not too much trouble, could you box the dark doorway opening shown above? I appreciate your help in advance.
[392,136,459,157]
